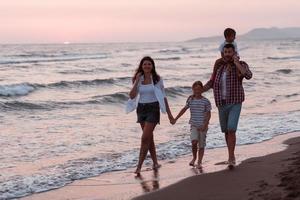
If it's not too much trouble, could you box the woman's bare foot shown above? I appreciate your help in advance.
[152,163,161,170]
[189,158,196,166]
[134,167,141,174]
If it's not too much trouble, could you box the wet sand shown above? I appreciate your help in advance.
[22,132,299,200]
[134,132,300,200]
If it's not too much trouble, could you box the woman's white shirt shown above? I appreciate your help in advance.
[138,84,157,103]
[125,76,167,113]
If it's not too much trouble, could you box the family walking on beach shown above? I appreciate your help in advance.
[127,28,253,174]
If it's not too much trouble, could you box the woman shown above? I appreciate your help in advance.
[128,56,173,174]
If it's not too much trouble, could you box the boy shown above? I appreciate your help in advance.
[172,81,211,168]
[215,28,239,68]
[219,28,239,57]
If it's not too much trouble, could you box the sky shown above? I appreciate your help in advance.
[1,0,300,43]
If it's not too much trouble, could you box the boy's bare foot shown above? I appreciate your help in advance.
[134,167,141,174]
[152,163,161,170]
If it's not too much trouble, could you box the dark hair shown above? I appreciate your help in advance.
[192,81,203,88]
[224,28,236,38]
[223,43,235,51]
[133,56,160,84]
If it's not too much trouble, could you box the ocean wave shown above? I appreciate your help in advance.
[275,69,293,74]
[165,86,191,97]
[0,86,191,110]
[0,92,129,111]
[58,68,112,75]
[93,92,129,104]
[266,56,300,60]
[0,77,131,97]
[271,93,299,103]
[190,55,204,58]
[157,47,189,54]
[45,77,131,88]
[0,54,108,65]
[0,101,52,110]
[0,83,36,97]
[156,57,181,61]
[46,78,115,88]
[285,93,299,98]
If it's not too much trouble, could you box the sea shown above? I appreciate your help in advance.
[0,40,299,199]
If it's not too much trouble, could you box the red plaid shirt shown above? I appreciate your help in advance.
[204,61,252,107]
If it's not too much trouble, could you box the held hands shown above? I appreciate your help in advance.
[170,118,176,125]
[168,114,176,125]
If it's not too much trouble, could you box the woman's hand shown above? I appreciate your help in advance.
[134,72,142,84]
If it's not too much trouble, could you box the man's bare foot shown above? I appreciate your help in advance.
[189,159,196,166]
[228,160,236,170]
[197,163,202,169]
[152,163,161,170]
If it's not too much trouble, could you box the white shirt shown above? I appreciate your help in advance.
[221,70,227,100]
[138,84,157,103]
[125,76,167,113]
[185,97,212,127]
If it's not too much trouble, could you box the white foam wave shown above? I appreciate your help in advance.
[0,83,35,97]
[0,54,108,65]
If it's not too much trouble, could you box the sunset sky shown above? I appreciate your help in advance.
[1,0,300,43]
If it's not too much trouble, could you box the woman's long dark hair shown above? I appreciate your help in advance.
[132,56,160,84]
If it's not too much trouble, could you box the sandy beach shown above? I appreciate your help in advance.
[134,132,300,200]
[21,131,300,200]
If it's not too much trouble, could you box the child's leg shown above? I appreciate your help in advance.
[190,140,198,166]
[197,131,207,168]
[190,126,199,166]
[197,148,204,167]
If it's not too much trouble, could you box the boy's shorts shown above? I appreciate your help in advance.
[190,126,207,148]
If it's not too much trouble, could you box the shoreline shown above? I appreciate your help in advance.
[22,131,300,200]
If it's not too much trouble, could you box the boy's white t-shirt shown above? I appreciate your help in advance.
[219,41,239,55]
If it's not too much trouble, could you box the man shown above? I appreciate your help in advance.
[204,43,252,168]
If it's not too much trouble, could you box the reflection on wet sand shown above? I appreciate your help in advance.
[135,169,160,193]
[191,166,204,174]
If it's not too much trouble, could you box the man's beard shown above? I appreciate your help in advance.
[224,56,233,63]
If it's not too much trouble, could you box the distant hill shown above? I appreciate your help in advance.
[187,27,300,42]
